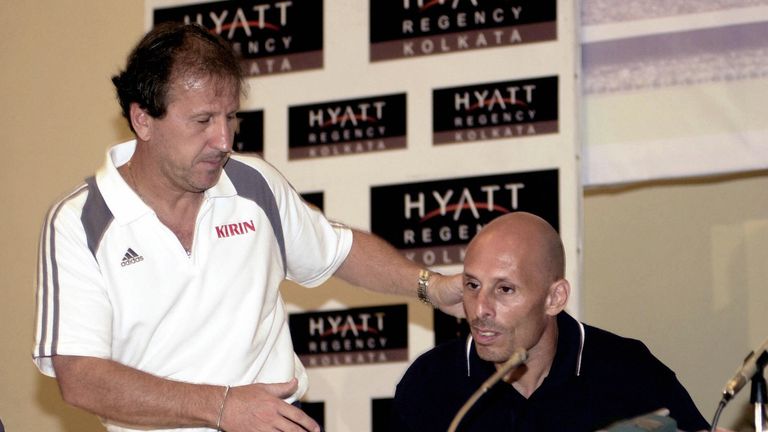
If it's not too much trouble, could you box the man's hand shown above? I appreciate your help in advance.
[430,273,464,318]
[220,378,320,432]
[52,356,319,431]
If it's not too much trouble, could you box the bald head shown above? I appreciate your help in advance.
[466,212,565,285]
[462,212,570,368]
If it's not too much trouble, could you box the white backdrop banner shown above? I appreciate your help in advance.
[146,1,581,430]
[581,0,768,186]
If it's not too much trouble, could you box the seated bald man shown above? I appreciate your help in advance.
[392,212,709,432]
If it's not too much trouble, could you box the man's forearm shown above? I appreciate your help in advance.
[52,355,224,429]
[335,230,421,296]
[335,230,464,315]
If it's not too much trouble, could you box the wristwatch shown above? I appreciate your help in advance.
[417,269,438,309]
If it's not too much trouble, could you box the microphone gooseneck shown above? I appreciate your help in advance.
[447,348,528,432]
[721,337,768,401]
[711,336,768,432]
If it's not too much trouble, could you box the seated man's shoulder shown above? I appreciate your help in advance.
[578,323,709,431]
[584,324,655,358]
[581,323,674,378]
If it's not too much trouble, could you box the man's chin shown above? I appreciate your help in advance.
[475,345,510,364]
[193,171,223,190]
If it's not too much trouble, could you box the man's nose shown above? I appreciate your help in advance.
[212,117,234,152]
[474,288,495,319]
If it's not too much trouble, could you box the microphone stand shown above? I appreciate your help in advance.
[447,349,528,432]
[751,355,767,432]
[711,341,768,432]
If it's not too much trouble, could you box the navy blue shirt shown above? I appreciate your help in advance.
[393,313,709,432]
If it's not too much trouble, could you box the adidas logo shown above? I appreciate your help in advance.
[120,248,144,267]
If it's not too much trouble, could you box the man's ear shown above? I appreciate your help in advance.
[129,103,152,141]
[545,279,570,316]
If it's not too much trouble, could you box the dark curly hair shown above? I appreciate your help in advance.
[112,22,244,132]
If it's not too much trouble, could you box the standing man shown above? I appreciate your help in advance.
[392,212,710,431]
[34,23,461,432]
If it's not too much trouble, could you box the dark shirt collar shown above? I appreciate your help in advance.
[465,312,586,390]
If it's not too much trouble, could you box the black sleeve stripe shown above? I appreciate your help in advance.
[82,177,114,259]
[224,159,286,272]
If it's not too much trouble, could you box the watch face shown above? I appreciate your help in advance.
[417,271,435,307]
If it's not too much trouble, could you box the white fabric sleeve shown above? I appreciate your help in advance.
[257,162,353,287]
[33,192,113,376]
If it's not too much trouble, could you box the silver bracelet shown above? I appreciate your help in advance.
[216,385,231,431]
[417,269,438,309]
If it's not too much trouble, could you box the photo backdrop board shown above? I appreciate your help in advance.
[146,1,581,430]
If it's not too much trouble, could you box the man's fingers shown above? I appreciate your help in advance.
[278,402,320,432]
[432,273,465,318]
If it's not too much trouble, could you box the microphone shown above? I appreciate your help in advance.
[722,337,768,401]
[447,348,528,432]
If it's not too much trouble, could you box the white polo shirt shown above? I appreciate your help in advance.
[34,141,353,432]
